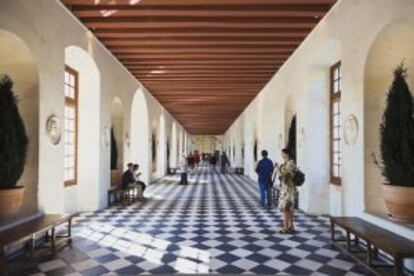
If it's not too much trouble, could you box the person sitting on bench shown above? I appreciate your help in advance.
[133,163,146,195]
[122,163,135,189]
[122,163,146,200]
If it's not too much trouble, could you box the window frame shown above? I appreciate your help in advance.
[64,65,79,187]
[330,61,342,185]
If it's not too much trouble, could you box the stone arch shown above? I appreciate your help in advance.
[364,16,414,216]
[131,88,150,184]
[64,45,101,212]
[0,29,39,222]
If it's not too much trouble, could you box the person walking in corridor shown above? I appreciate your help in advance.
[210,154,217,172]
[179,154,188,185]
[220,152,230,174]
[275,148,297,234]
[255,150,274,208]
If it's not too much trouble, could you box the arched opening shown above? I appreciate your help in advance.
[284,95,299,209]
[64,45,101,212]
[0,29,39,223]
[130,89,150,184]
[364,17,414,217]
[286,115,297,163]
[111,98,123,170]
[253,139,258,162]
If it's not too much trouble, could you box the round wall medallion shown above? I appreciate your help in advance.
[344,114,358,145]
[45,115,61,145]
[102,126,110,148]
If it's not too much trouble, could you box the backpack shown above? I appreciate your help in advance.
[293,169,305,187]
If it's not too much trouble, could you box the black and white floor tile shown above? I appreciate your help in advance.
[8,167,373,275]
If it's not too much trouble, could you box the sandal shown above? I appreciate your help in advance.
[279,229,290,234]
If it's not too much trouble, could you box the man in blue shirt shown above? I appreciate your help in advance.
[255,150,274,208]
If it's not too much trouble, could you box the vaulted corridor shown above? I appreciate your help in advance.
[1,1,414,275]
[10,168,371,275]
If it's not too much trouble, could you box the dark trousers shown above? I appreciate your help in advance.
[259,181,272,207]
[180,172,188,184]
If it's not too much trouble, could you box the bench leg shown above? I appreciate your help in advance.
[29,235,36,258]
[68,218,72,238]
[330,221,335,241]
[367,241,372,266]
[346,231,351,252]
[108,191,111,207]
[0,249,7,271]
[373,246,379,258]
[394,257,403,276]
[51,227,56,254]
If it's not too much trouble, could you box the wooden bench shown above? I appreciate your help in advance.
[330,216,414,276]
[0,214,74,268]
[108,169,123,206]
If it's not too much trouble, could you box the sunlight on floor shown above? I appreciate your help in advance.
[76,222,211,273]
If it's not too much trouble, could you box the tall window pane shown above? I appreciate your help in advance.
[64,66,78,186]
[330,62,342,185]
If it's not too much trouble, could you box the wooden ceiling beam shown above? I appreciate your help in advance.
[117,53,290,59]
[108,44,298,50]
[70,3,331,11]
[101,39,302,47]
[85,21,317,29]
[63,0,335,5]
[121,60,283,65]
[93,27,311,35]
[130,69,275,74]
[110,48,294,55]
[126,65,278,69]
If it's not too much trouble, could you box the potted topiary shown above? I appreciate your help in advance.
[374,64,414,222]
[0,75,29,219]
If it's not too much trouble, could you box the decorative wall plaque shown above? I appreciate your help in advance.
[102,126,110,148]
[344,114,358,145]
[45,115,61,145]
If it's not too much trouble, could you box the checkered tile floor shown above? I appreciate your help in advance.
[9,167,373,275]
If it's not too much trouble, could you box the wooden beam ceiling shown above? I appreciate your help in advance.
[62,0,336,135]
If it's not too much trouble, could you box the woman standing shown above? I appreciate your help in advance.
[275,148,297,234]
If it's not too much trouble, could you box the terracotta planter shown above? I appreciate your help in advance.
[0,186,25,220]
[383,184,414,223]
